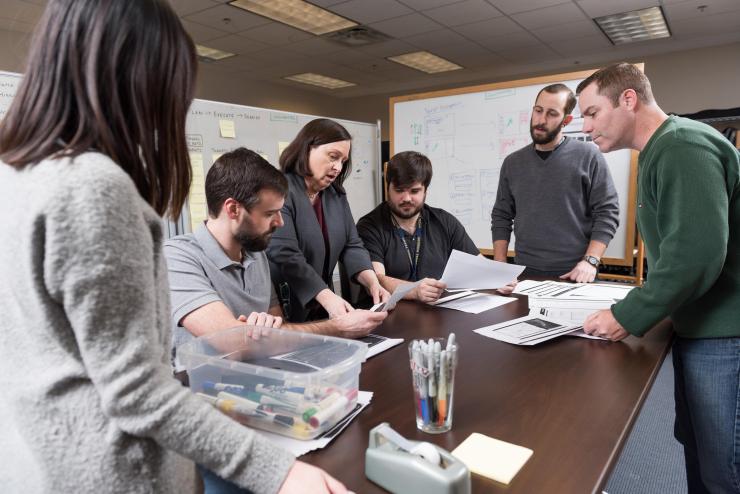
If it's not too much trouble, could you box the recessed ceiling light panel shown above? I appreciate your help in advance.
[230,0,357,35]
[387,51,463,74]
[196,44,236,61]
[284,72,356,89]
[594,6,671,45]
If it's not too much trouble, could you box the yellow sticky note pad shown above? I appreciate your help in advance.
[451,433,533,485]
[219,120,236,138]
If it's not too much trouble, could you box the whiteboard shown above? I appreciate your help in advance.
[0,71,381,237]
[391,70,637,266]
[182,99,381,234]
[0,70,21,121]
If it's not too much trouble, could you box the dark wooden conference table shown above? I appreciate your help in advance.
[304,290,673,493]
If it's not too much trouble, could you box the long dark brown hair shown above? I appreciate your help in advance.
[0,0,196,218]
[279,118,353,193]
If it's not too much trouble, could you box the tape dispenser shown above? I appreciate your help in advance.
[365,422,470,494]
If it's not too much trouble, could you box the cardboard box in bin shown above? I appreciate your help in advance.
[177,325,367,440]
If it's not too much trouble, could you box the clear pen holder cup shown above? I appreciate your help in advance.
[408,337,457,434]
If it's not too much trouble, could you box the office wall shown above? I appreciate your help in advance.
[338,41,740,141]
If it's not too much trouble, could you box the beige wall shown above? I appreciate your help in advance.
[339,41,740,141]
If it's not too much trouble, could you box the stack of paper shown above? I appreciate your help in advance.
[473,314,580,346]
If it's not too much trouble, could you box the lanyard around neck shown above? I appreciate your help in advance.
[391,214,423,281]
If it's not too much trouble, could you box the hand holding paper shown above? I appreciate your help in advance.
[371,280,422,312]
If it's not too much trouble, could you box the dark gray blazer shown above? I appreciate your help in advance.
[267,173,372,322]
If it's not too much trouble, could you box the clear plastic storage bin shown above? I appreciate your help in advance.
[177,325,367,440]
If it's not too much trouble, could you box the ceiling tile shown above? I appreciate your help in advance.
[181,19,231,42]
[549,34,613,57]
[343,57,409,73]
[575,0,659,18]
[239,22,314,46]
[204,34,271,54]
[512,2,589,30]
[369,13,444,38]
[486,0,570,16]
[403,28,470,49]
[422,0,503,27]
[0,0,44,25]
[494,43,561,63]
[323,47,378,64]
[533,19,601,43]
[397,0,467,9]
[669,8,740,36]
[0,16,35,34]
[357,39,419,57]
[170,0,221,16]
[328,0,413,24]
[183,4,272,33]
[663,0,740,22]
[452,16,524,40]
[243,47,307,66]
[283,37,347,55]
[309,0,350,6]
[477,31,542,51]
[426,40,497,68]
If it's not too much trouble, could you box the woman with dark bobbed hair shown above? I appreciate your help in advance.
[268,118,390,322]
[0,1,347,493]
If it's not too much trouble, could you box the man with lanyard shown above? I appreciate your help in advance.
[357,151,514,303]
[491,83,620,281]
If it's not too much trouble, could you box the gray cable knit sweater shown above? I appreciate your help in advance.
[0,153,294,493]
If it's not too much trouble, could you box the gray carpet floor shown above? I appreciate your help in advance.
[605,351,687,494]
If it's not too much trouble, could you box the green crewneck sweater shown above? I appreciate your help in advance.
[612,116,740,338]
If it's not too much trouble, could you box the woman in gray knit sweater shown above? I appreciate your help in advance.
[0,1,348,493]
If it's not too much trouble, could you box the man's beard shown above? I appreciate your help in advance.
[389,200,423,220]
[236,226,275,252]
[530,118,565,145]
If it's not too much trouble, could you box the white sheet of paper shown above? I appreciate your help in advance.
[371,280,421,312]
[429,290,476,306]
[561,283,635,301]
[255,391,372,457]
[440,250,524,289]
[474,314,579,346]
[528,297,614,325]
[359,334,404,359]
[435,293,516,314]
[513,280,582,297]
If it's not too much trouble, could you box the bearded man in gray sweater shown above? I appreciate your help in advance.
[491,83,619,282]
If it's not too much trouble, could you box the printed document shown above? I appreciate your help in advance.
[474,314,580,346]
[440,250,524,289]
[434,292,516,314]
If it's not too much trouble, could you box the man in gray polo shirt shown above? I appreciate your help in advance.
[165,148,387,371]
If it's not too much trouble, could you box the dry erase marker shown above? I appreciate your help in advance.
[438,350,447,425]
[309,395,349,428]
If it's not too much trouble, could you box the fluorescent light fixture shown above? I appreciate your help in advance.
[594,6,670,45]
[196,44,235,61]
[229,0,357,35]
[284,73,356,89]
[387,51,463,74]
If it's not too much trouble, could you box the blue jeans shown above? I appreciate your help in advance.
[672,336,740,493]
[198,465,253,494]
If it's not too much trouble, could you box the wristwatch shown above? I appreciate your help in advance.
[582,255,600,268]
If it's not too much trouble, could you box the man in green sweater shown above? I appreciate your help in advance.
[578,63,740,493]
